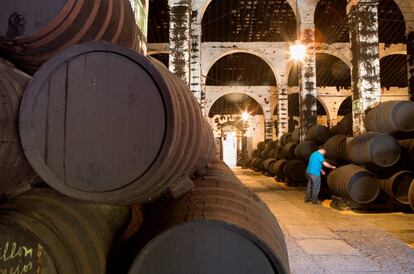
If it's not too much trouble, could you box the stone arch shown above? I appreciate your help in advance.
[206,91,265,118]
[206,51,279,86]
[286,92,331,127]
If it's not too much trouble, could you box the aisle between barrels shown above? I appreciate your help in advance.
[233,168,414,274]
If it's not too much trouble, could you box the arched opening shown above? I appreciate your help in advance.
[149,53,169,68]
[208,93,264,167]
[337,96,352,122]
[378,0,406,44]
[380,54,408,89]
[316,53,351,89]
[288,53,350,89]
[287,93,329,130]
[315,0,349,43]
[201,0,297,42]
[206,53,277,86]
[147,0,169,43]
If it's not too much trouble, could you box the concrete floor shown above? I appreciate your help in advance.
[233,168,414,274]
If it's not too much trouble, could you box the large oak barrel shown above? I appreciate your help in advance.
[0,189,130,273]
[291,128,300,143]
[251,149,259,158]
[263,158,278,175]
[0,58,35,195]
[19,42,215,204]
[0,0,142,74]
[279,133,292,146]
[330,113,352,135]
[379,171,414,204]
[283,160,307,183]
[129,161,290,274]
[257,141,265,150]
[365,101,414,134]
[346,132,400,168]
[327,164,380,204]
[294,141,318,162]
[252,157,265,171]
[270,159,288,179]
[324,134,348,162]
[280,142,298,160]
[306,125,330,144]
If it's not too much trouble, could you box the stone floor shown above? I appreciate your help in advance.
[233,168,414,274]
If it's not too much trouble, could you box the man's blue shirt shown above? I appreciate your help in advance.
[306,151,325,176]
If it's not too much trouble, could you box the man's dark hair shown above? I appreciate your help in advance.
[319,145,327,150]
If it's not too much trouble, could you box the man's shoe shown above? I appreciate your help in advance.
[312,200,321,204]
[304,199,311,203]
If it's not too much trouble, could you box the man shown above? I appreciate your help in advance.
[305,146,336,204]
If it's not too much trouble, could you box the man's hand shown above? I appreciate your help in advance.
[321,169,326,176]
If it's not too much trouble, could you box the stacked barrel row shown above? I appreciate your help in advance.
[248,100,414,210]
[0,7,291,271]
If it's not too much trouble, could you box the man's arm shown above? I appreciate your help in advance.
[323,161,336,169]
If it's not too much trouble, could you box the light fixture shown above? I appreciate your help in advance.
[289,41,307,61]
[241,111,250,122]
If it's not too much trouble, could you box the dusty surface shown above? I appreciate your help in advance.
[234,168,414,274]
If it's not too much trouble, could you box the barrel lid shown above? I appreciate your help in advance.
[19,42,170,197]
[0,0,68,39]
[0,224,57,273]
[129,221,285,274]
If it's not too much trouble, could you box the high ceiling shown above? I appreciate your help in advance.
[206,53,276,86]
[147,0,169,43]
[202,0,297,42]
[209,93,263,117]
[315,0,406,44]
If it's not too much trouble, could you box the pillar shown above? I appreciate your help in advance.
[407,25,414,101]
[168,0,191,84]
[277,77,289,137]
[348,0,381,136]
[263,103,273,141]
[299,24,317,141]
[190,11,203,105]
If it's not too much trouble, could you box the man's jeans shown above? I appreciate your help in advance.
[305,173,321,202]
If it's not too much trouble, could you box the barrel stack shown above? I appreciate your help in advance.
[246,100,414,210]
[0,7,290,271]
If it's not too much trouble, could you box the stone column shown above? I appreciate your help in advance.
[168,0,191,85]
[299,23,317,141]
[190,11,203,105]
[347,0,381,136]
[407,25,414,101]
[263,103,273,141]
[277,77,289,137]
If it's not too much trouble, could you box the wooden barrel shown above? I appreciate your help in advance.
[259,149,270,159]
[0,189,130,273]
[270,159,288,179]
[257,141,265,150]
[0,0,142,74]
[409,180,414,211]
[330,113,352,135]
[263,158,277,175]
[283,160,307,183]
[294,141,318,162]
[0,57,36,195]
[324,134,348,162]
[327,164,380,204]
[129,161,290,274]
[280,142,298,160]
[19,42,215,204]
[252,157,265,171]
[251,149,259,158]
[291,128,300,143]
[346,132,400,168]
[306,125,330,144]
[279,133,292,147]
[379,171,414,204]
[365,101,414,134]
